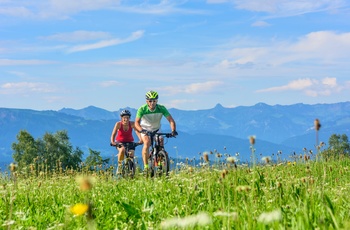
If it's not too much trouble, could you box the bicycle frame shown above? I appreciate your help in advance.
[111,142,141,178]
[146,131,174,177]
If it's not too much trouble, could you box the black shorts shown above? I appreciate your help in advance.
[116,142,135,150]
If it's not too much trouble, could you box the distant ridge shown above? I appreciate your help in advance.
[1,101,349,164]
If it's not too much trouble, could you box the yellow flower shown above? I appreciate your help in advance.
[70,203,89,216]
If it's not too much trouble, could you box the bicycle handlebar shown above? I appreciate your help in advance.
[143,131,177,138]
[110,142,143,148]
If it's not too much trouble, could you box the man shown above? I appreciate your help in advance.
[135,90,178,171]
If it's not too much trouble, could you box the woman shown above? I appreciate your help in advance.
[110,109,142,173]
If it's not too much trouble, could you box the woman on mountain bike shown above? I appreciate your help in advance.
[110,109,142,173]
[135,90,178,172]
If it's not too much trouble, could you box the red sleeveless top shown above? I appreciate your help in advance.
[116,121,134,142]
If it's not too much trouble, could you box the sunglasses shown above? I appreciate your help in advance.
[147,100,157,103]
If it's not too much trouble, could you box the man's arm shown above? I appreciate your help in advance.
[134,117,142,133]
[166,115,176,133]
[131,121,142,143]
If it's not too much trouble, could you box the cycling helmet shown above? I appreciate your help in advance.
[145,90,158,100]
[120,109,131,117]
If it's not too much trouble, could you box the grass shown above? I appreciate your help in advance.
[1,155,350,229]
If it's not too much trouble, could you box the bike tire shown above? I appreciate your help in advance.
[128,159,135,178]
[122,159,135,178]
[156,150,170,177]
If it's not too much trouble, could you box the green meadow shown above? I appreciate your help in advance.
[1,153,350,230]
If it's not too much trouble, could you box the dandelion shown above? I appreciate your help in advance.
[160,212,212,229]
[70,203,89,216]
[257,209,282,224]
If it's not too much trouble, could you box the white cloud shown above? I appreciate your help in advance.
[161,81,224,95]
[42,31,113,42]
[257,78,315,92]
[0,82,56,94]
[233,0,346,15]
[98,80,120,87]
[0,59,56,66]
[256,77,345,97]
[251,20,270,27]
[67,30,144,53]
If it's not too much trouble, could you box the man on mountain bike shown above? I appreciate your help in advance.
[135,90,178,172]
[110,109,142,174]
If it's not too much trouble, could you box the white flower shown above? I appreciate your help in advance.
[160,212,212,229]
[213,211,238,220]
[257,209,282,224]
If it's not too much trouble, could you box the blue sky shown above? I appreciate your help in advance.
[1,0,350,111]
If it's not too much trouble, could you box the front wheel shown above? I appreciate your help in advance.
[156,150,170,177]
[122,158,135,178]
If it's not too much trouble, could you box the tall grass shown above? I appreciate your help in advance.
[1,154,350,229]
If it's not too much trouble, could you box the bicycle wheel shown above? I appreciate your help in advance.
[122,159,135,178]
[156,150,170,177]
[127,159,135,178]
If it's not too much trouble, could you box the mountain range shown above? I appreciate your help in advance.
[1,101,350,166]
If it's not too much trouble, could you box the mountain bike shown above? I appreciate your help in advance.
[110,142,142,178]
[145,131,176,177]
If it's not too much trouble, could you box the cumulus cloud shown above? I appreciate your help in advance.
[0,82,55,94]
[256,77,345,97]
[67,30,144,53]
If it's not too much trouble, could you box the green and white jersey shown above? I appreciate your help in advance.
[136,104,170,131]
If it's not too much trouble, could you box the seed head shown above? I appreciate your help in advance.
[203,152,209,162]
[9,163,17,172]
[314,119,321,131]
[249,136,256,145]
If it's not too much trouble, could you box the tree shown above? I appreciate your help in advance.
[328,134,350,155]
[85,148,103,170]
[12,130,39,168]
[12,130,83,171]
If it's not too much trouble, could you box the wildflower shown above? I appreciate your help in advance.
[257,209,282,224]
[235,185,251,192]
[221,169,228,179]
[160,212,212,229]
[226,157,237,164]
[70,203,89,216]
[213,211,238,220]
